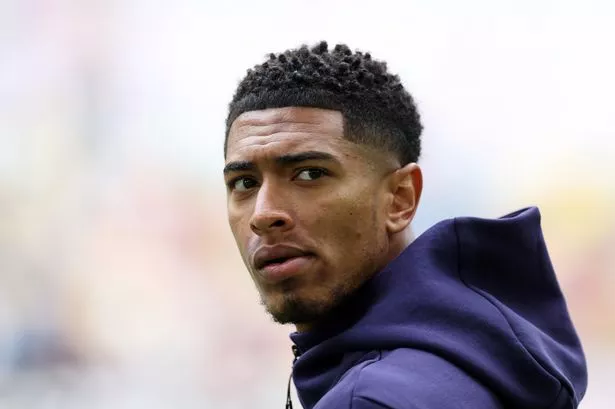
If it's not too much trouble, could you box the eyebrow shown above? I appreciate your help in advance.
[223,151,339,174]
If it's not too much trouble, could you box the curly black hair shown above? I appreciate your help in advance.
[225,41,422,165]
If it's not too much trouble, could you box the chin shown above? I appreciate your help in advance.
[262,292,330,325]
[262,283,350,325]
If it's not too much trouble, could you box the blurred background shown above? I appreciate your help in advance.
[0,0,613,407]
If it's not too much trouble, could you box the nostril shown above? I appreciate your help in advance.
[270,219,285,228]
[250,213,292,235]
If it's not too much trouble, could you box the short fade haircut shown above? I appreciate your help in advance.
[225,41,422,165]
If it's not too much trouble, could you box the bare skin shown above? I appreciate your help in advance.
[224,107,422,332]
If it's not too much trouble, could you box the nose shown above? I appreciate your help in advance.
[249,183,294,235]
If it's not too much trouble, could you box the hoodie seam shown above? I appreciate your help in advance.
[350,350,384,409]
[351,395,395,409]
[452,218,562,409]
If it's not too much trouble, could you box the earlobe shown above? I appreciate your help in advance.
[385,163,423,234]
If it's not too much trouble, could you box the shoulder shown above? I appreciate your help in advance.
[349,349,504,409]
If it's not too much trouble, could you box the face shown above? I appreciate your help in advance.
[224,107,409,327]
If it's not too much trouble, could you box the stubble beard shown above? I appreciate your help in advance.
[256,233,389,326]
[260,283,349,326]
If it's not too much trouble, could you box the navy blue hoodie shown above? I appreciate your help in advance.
[289,207,587,409]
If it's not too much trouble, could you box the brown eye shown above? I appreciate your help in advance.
[295,168,326,181]
[232,177,258,192]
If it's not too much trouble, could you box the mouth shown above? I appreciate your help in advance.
[254,245,313,270]
[253,246,315,283]
[260,256,300,269]
[259,255,315,283]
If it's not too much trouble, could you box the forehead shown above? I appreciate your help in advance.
[226,107,350,162]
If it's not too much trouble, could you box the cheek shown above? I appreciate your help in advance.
[227,207,251,247]
[228,211,256,274]
[316,191,382,244]
[227,210,240,238]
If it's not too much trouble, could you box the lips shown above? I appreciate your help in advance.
[253,245,312,270]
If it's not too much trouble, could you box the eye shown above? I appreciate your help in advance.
[230,177,258,192]
[295,168,328,181]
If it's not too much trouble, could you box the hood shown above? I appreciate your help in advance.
[290,207,587,408]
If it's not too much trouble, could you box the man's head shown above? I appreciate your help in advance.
[224,42,423,330]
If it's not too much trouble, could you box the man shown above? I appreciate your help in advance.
[223,41,587,408]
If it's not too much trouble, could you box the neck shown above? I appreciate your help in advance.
[384,225,415,266]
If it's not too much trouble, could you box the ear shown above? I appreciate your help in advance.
[385,163,423,235]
